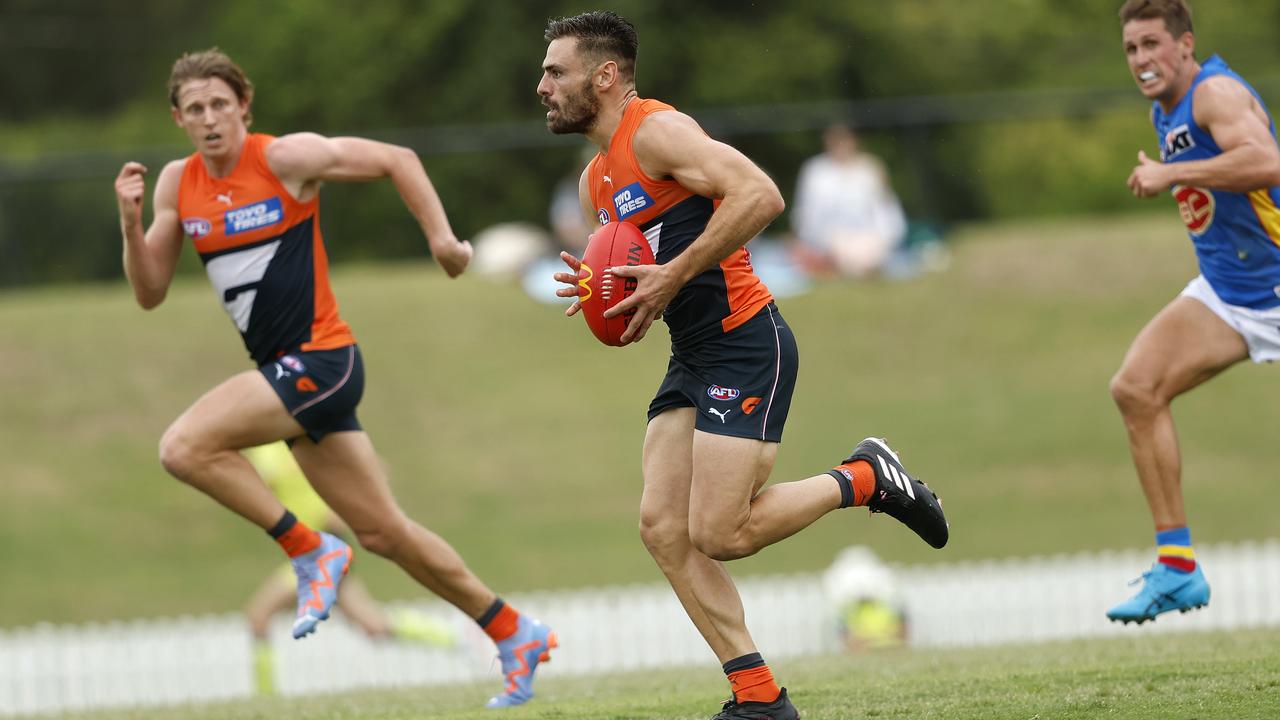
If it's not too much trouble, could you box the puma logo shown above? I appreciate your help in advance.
[216,191,233,206]
[274,363,290,380]
[708,407,730,423]
[603,175,613,185]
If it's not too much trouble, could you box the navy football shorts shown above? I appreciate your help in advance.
[259,344,364,443]
[648,303,797,442]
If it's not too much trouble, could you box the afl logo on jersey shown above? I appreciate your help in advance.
[182,217,212,238]
[597,208,611,225]
[1174,185,1215,235]
[707,385,740,402]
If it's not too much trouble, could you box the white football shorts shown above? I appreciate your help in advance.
[1180,275,1280,363]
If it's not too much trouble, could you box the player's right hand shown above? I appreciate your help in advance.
[115,162,148,226]
[553,251,583,317]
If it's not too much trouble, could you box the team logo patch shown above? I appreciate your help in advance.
[225,197,283,236]
[597,208,611,225]
[1162,124,1195,160]
[612,182,652,220]
[1174,185,1215,235]
[280,355,306,373]
[741,396,762,415]
[707,385,740,402]
[182,217,212,239]
[295,377,318,393]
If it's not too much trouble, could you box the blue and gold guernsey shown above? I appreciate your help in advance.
[1153,55,1280,310]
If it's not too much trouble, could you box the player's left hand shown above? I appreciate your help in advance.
[605,263,678,344]
[552,251,584,317]
[1128,150,1170,198]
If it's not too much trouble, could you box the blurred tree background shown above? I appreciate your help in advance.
[2,0,1278,287]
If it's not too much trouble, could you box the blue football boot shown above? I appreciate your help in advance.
[1106,563,1210,625]
[290,532,353,639]
[485,616,558,708]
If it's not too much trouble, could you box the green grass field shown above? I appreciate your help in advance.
[63,628,1280,720]
[3,212,1280,626]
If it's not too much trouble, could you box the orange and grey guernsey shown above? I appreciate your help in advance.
[177,133,354,365]
[588,98,773,347]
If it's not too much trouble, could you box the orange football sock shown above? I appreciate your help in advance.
[831,459,876,507]
[728,664,781,704]
[480,599,520,643]
[270,512,321,558]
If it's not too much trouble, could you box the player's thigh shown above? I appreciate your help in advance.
[640,408,696,526]
[689,430,778,528]
[1118,296,1248,399]
[288,431,407,537]
[167,370,304,450]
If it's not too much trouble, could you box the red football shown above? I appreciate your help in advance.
[577,221,656,346]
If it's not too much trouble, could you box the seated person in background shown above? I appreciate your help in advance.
[790,123,908,279]
[821,545,908,652]
[243,442,456,696]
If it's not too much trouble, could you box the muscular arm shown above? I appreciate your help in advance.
[265,133,471,277]
[117,160,185,309]
[1172,78,1280,191]
[632,111,785,285]
[1129,78,1280,198]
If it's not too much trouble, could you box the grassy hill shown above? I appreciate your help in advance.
[3,213,1279,626]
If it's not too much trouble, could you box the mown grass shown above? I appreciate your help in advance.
[3,212,1278,626]
[66,627,1280,720]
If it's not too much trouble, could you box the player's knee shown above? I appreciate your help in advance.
[158,426,201,481]
[638,511,687,559]
[689,524,756,562]
[1109,370,1160,416]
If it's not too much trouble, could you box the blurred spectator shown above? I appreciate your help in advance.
[821,546,908,652]
[790,124,911,280]
[525,150,596,302]
[548,170,592,258]
[470,222,553,279]
[242,442,456,695]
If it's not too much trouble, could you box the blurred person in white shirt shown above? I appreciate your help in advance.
[790,124,908,279]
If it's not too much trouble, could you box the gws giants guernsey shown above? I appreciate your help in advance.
[178,133,354,365]
[588,99,774,347]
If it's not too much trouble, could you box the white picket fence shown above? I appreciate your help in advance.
[3,540,1279,717]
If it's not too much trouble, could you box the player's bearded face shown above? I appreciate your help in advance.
[547,75,599,135]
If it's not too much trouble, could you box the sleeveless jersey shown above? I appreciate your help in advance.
[177,133,354,365]
[1152,55,1280,309]
[587,98,773,346]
